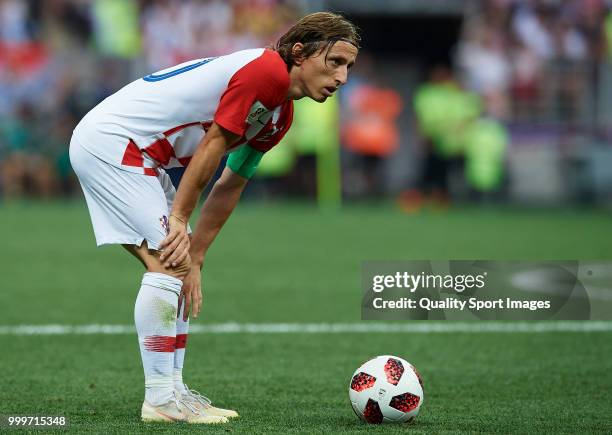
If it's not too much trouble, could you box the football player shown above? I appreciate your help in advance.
[70,12,359,423]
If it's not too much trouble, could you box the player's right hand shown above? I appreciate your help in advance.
[159,214,190,269]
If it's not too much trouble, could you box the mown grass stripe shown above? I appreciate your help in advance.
[1,321,611,335]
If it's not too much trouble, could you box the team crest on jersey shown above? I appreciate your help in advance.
[160,215,170,235]
[246,101,268,124]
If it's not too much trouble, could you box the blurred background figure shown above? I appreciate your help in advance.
[1,0,612,208]
[342,80,403,198]
[399,65,481,212]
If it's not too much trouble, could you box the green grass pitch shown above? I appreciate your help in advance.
[1,201,611,433]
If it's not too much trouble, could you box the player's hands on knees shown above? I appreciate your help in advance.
[159,215,190,268]
[179,265,202,321]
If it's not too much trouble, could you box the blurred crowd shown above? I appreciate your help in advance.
[399,0,612,208]
[0,0,298,199]
[1,0,611,201]
[456,0,609,123]
[344,0,612,206]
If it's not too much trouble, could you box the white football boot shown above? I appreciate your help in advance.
[176,385,240,419]
[141,391,228,424]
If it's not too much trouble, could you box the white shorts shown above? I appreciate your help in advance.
[69,136,188,250]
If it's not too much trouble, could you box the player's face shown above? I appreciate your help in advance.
[297,41,358,102]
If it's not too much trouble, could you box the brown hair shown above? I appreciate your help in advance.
[274,12,360,67]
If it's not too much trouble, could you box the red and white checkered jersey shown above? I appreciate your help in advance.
[73,48,293,176]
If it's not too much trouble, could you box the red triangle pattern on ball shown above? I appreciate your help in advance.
[384,358,404,385]
[350,372,376,392]
[389,392,421,413]
[363,398,384,424]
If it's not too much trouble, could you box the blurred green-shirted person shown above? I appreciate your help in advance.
[401,65,507,211]
[464,118,508,192]
[401,66,481,211]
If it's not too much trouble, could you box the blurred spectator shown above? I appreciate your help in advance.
[335,51,404,198]
[509,33,543,121]
[457,22,511,119]
[463,117,508,195]
[512,2,556,60]
[36,0,92,51]
[141,0,191,69]
[399,65,482,211]
[140,0,296,70]
[0,103,58,198]
[92,0,141,58]
[606,10,612,59]
[342,83,403,197]
[0,0,31,43]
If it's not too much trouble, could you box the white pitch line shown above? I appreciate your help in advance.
[1,321,612,335]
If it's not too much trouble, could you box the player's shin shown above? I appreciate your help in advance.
[174,302,189,394]
[134,272,182,406]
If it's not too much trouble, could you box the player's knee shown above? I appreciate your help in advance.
[165,254,191,280]
[125,242,192,280]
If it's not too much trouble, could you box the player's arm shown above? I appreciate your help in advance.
[159,123,240,266]
[189,167,248,267]
[189,142,264,267]
[178,146,262,320]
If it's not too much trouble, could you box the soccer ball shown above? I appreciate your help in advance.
[349,355,424,424]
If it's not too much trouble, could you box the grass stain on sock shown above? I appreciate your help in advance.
[153,297,177,328]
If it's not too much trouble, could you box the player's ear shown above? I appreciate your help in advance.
[291,43,305,66]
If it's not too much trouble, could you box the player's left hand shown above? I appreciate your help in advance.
[179,265,202,321]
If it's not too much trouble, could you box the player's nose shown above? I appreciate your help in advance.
[335,66,349,86]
